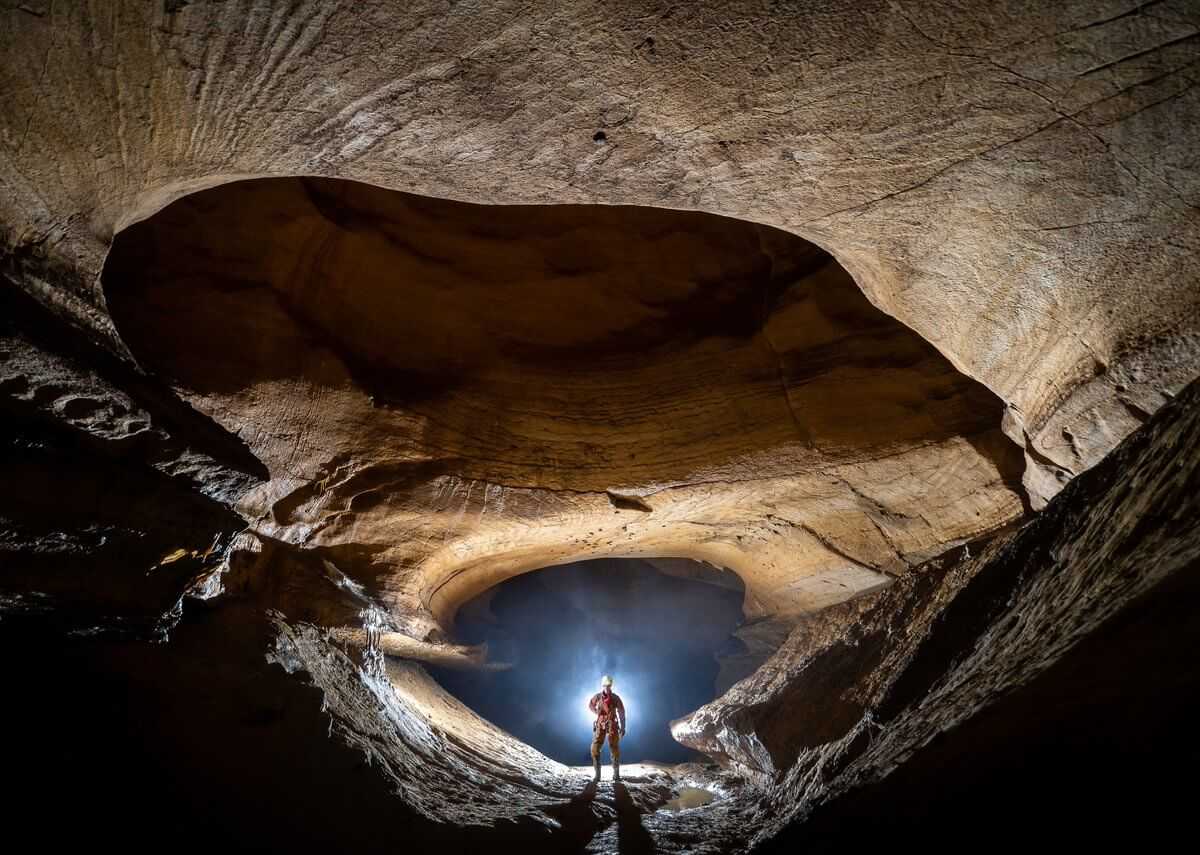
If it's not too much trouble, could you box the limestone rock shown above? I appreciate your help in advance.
[1,1,1199,850]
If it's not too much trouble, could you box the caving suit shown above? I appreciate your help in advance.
[589,689,625,765]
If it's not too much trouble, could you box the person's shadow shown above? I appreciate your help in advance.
[613,782,656,854]
[541,780,603,850]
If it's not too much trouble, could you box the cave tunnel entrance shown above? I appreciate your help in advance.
[429,557,747,765]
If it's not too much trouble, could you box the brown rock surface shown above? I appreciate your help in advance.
[3,0,1197,507]
[672,375,1200,849]
[2,0,1196,635]
[97,175,1022,647]
[3,358,1196,854]
[2,2,1199,851]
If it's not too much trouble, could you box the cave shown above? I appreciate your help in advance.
[430,557,749,766]
[3,2,1199,853]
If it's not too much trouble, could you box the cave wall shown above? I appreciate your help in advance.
[3,360,1196,855]
[2,0,1197,656]
[0,286,256,631]
[1,3,1199,851]
[95,175,1025,642]
[676,374,1200,851]
[3,0,1197,509]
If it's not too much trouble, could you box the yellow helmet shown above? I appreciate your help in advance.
[601,674,614,687]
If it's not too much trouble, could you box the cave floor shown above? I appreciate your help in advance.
[546,764,743,854]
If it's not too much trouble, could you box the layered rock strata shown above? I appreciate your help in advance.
[1,2,1198,850]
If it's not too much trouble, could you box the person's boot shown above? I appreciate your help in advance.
[612,761,621,782]
[592,757,601,782]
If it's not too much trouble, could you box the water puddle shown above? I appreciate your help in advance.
[660,787,715,812]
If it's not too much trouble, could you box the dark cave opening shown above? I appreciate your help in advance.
[429,557,747,765]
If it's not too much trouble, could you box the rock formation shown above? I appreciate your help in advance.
[1,1,1198,851]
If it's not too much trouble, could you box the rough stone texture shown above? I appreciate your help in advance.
[3,0,1198,508]
[681,373,1200,851]
[0,286,254,632]
[1,523,716,851]
[670,536,987,778]
[96,175,1023,647]
[1,0,1197,640]
[2,2,1199,851]
[3,360,1195,854]
[2,0,1197,652]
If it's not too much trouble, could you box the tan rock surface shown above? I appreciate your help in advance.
[3,0,1197,506]
[97,175,1022,646]
[1,2,1199,849]
[3,2,1197,633]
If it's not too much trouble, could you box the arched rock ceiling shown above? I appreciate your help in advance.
[3,0,1199,517]
[1,1,1198,637]
[2,3,1199,846]
[102,176,1024,634]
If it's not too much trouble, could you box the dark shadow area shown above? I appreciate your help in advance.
[0,286,252,628]
[0,283,269,489]
[0,601,557,853]
[0,418,240,631]
[758,479,1200,854]
[102,176,827,400]
[431,557,746,764]
[614,782,657,854]
[539,781,606,851]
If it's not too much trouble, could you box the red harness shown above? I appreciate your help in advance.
[592,690,623,733]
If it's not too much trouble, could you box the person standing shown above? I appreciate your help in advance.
[589,674,626,782]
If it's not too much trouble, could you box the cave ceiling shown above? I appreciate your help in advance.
[1,1,1198,850]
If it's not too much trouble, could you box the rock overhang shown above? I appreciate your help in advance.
[98,175,1027,648]
[3,2,1198,847]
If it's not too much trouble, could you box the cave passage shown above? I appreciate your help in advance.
[430,558,747,765]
